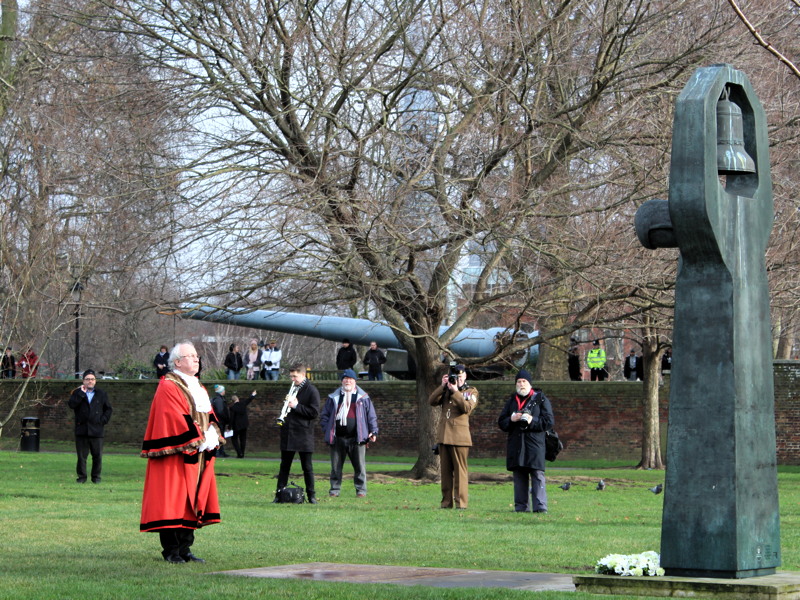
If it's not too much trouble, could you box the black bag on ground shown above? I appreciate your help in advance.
[545,430,563,462]
[276,481,305,503]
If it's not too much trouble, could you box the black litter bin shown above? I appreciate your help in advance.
[20,417,40,452]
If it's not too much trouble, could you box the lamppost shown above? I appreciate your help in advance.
[70,276,84,379]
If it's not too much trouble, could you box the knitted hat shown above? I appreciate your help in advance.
[341,368,358,380]
[214,384,225,393]
[82,369,96,379]
[515,369,533,385]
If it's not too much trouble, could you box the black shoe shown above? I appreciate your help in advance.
[164,554,185,564]
[181,552,205,563]
[92,479,101,484]
[308,496,318,504]
[76,478,87,484]
[272,494,280,503]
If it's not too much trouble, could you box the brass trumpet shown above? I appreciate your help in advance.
[277,383,299,426]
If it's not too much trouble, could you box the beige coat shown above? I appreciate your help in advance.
[429,384,478,446]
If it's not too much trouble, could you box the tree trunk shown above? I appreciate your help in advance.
[537,333,570,380]
[409,338,441,480]
[637,342,665,470]
[776,327,794,359]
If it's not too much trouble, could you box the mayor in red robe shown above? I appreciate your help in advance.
[140,341,223,564]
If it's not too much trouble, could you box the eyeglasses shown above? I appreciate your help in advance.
[83,377,96,381]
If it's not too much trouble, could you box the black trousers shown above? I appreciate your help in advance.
[231,428,247,457]
[75,435,103,482]
[276,450,315,497]
[590,368,607,381]
[159,529,195,559]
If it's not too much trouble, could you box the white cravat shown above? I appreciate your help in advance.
[336,390,354,426]
[173,370,217,451]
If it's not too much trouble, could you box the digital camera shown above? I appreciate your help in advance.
[447,361,460,385]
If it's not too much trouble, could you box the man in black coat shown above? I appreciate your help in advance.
[498,369,554,513]
[362,341,386,381]
[623,349,644,381]
[68,369,113,483]
[1,347,16,378]
[274,363,320,503]
[335,339,358,374]
[229,391,257,458]
[211,385,230,457]
[567,339,581,381]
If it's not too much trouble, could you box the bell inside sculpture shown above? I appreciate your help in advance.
[716,86,756,175]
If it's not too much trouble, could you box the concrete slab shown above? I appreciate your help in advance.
[214,562,576,592]
[573,572,800,599]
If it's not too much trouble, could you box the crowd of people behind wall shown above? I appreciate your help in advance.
[218,337,387,382]
[0,346,40,379]
[568,338,672,382]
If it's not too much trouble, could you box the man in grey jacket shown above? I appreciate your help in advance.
[320,369,378,497]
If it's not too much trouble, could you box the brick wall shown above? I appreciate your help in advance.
[2,362,797,463]
[774,360,800,464]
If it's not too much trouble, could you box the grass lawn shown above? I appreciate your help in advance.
[1,446,799,600]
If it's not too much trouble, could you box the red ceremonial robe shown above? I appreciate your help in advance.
[140,373,221,532]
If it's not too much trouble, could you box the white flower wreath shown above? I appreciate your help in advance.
[595,551,665,577]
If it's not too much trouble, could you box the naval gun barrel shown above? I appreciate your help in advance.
[181,305,535,364]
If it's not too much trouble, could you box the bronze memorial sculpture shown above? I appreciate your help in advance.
[635,64,780,578]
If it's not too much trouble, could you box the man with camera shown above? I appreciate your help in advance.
[428,363,478,509]
[498,369,554,513]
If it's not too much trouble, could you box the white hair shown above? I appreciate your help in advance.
[168,341,196,371]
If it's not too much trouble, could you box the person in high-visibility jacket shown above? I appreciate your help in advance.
[586,340,607,381]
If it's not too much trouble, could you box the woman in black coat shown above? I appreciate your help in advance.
[224,344,244,380]
[498,370,554,513]
[229,391,256,458]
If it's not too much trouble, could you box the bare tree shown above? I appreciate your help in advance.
[66,0,751,477]
[726,0,800,80]
[0,0,186,436]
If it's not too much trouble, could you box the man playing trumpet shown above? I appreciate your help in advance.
[274,363,320,504]
[276,381,298,426]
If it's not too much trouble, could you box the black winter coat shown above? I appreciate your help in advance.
[153,352,170,378]
[279,381,320,453]
[229,395,253,430]
[68,387,113,437]
[498,390,554,472]
[211,393,229,428]
[224,351,243,372]
[335,346,358,370]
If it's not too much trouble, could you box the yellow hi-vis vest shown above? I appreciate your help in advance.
[587,348,606,369]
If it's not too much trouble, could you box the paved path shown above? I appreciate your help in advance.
[214,562,576,592]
